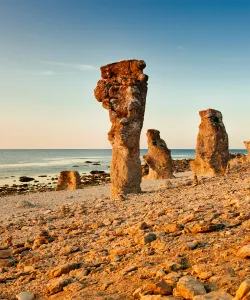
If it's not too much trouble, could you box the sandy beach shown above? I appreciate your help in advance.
[1,169,250,299]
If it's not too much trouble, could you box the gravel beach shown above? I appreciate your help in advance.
[1,169,250,299]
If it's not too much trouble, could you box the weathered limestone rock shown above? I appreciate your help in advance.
[234,280,250,300]
[244,141,250,162]
[56,171,81,191]
[0,247,14,267]
[191,109,229,177]
[244,141,250,154]
[237,245,250,258]
[16,292,35,300]
[193,291,232,300]
[46,277,73,294]
[174,276,206,299]
[143,129,173,179]
[226,153,247,174]
[94,59,148,198]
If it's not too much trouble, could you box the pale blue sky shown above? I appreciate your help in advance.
[0,0,249,148]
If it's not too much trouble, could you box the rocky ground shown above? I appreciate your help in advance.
[0,168,250,300]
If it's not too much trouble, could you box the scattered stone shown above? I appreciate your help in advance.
[19,176,35,182]
[0,249,12,259]
[143,232,157,244]
[17,200,35,208]
[237,245,250,258]
[192,264,213,280]
[49,263,81,278]
[46,277,73,294]
[174,276,206,299]
[164,261,182,272]
[193,291,232,300]
[16,291,35,300]
[234,279,250,300]
[32,229,53,249]
[191,224,225,233]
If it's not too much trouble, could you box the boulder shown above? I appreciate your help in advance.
[174,276,206,299]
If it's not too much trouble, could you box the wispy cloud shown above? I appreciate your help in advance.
[35,70,59,76]
[37,60,97,71]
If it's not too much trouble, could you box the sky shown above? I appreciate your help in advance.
[0,0,249,149]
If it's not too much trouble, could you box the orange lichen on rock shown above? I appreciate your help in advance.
[94,59,148,199]
[191,108,229,177]
[143,129,173,179]
[56,171,81,191]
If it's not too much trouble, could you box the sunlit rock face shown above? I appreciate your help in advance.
[191,108,229,177]
[244,141,250,161]
[143,129,173,179]
[56,171,81,191]
[94,59,148,199]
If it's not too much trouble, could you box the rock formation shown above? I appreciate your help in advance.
[94,59,148,199]
[56,171,81,191]
[244,141,250,161]
[143,129,173,179]
[191,108,229,177]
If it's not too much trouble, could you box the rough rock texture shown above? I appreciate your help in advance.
[94,59,148,198]
[191,109,229,177]
[244,141,250,162]
[143,129,173,179]
[226,153,247,174]
[174,276,206,299]
[1,167,250,299]
[234,280,250,300]
[193,291,233,300]
[56,171,81,191]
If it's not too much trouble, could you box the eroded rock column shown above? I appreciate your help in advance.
[244,141,250,161]
[94,59,148,199]
[143,129,173,179]
[56,171,81,191]
[191,108,229,177]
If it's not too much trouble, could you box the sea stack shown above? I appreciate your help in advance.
[143,129,173,179]
[244,141,250,161]
[191,108,229,177]
[94,59,148,199]
[56,171,82,191]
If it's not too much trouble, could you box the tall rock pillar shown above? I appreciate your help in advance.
[94,60,148,199]
[191,108,229,177]
[143,129,173,179]
[244,141,250,162]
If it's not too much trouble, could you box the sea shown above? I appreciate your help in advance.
[0,149,247,186]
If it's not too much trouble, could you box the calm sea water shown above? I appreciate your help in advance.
[0,149,247,185]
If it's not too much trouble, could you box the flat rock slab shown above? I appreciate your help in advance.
[193,291,232,300]
[175,276,206,299]
[16,292,35,300]
[237,245,250,258]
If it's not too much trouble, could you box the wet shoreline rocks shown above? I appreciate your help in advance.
[0,171,111,197]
